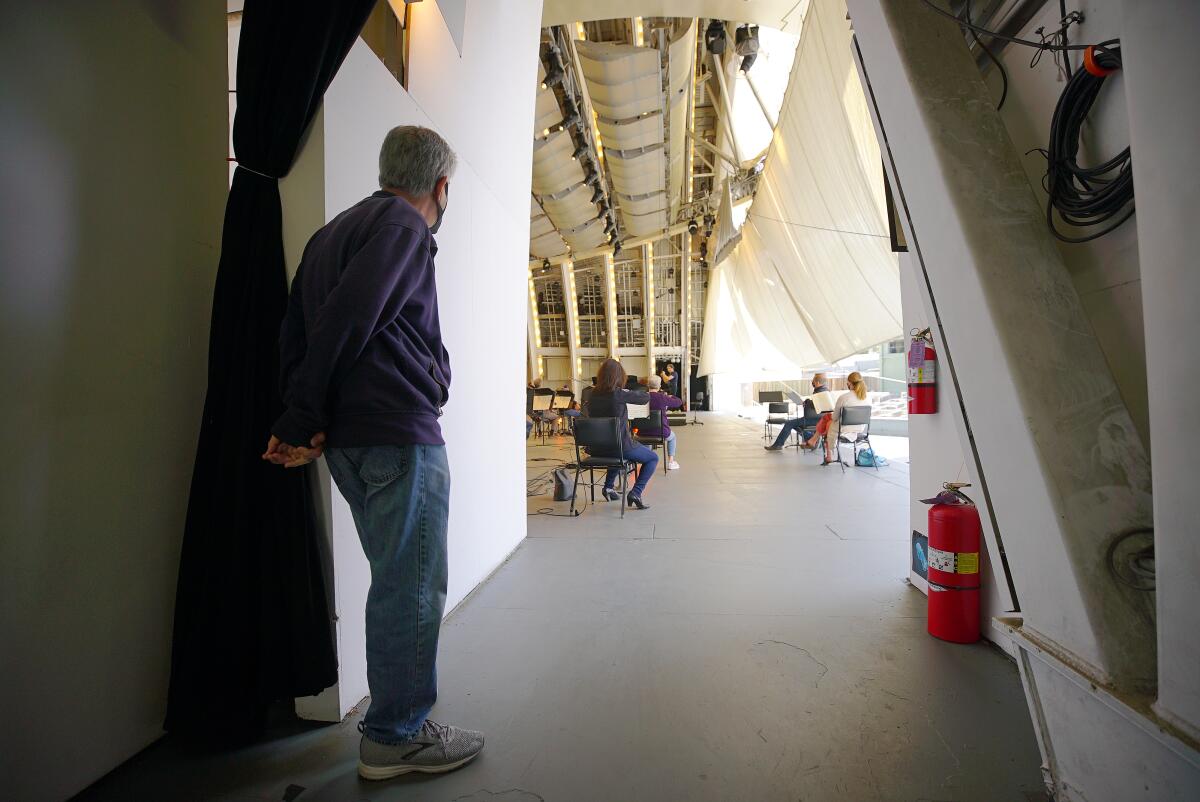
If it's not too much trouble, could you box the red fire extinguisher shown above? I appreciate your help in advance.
[908,328,937,415]
[922,483,981,643]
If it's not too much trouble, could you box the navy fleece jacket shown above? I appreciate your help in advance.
[272,191,450,448]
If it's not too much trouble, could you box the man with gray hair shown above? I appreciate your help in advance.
[264,125,484,780]
[764,372,833,451]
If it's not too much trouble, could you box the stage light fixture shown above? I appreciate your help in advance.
[735,25,760,72]
[540,64,564,90]
[591,186,604,204]
[687,218,698,235]
[705,20,726,55]
[572,142,589,161]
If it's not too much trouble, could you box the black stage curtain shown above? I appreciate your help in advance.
[166,0,377,738]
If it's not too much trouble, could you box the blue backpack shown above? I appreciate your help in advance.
[856,447,886,467]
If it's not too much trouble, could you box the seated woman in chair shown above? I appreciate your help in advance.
[808,371,871,465]
[643,374,683,470]
[586,358,657,510]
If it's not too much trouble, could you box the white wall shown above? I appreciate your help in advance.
[1121,0,1200,741]
[898,254,1015,652]
[984,0,1148,447]
[0,3,226,799]
[283,1,544,720]
[847,0,1155,688]
[954,0,1200,718]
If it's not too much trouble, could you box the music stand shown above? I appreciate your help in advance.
[551,392,573,435]
[532,393,553,443]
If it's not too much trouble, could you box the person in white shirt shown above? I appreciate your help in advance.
[816,371,872,465]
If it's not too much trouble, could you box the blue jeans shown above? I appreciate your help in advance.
[666,430,677,458]
[325,444,451,744]
[770,417,819,448]
[604,443,658,497]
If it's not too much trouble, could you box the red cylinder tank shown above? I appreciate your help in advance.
[927,500,981,643]
[908,342,938,415]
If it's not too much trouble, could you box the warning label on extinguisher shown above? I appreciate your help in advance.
[908,341,926,368]
[908,361,935,385]
[928,546,979,574]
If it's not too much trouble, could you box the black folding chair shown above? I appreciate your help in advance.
[763,401,790,442]
[571,417,637,518]
[632,409,668,475]
[833,405,875,474]
[785,398,821,450]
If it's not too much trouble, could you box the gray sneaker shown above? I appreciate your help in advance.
[358,719,485,780]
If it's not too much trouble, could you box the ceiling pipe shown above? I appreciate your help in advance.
[710,50,744,165]
[685,129,739,171]
[741,68,777,129]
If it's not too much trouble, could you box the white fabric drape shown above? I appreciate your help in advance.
[699,0,901,379]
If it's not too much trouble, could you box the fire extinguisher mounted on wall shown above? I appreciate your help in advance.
[908,327,937,415]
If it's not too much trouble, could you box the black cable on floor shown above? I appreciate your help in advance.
[526,460,591,517]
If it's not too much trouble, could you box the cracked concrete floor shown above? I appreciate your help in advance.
[79,414,1045,802]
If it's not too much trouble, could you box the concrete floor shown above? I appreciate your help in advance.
[80,414,1045,802]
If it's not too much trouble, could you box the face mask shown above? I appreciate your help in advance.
[430,183,449,234]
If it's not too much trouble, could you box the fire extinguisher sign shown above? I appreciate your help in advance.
[908,338,926,368]
[928,546,979,575]
[908,340,934,384]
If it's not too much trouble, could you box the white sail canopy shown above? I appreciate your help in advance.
[699,0,901,379]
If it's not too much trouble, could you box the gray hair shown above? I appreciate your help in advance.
[379,126,457,194]
[647,375,662,390]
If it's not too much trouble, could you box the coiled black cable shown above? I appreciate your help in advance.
[1038,39,1134,243]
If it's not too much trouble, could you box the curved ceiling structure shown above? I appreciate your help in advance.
[543,1,810,34]
[577,38,669,238]
[530,0,899,377]
[528,16,703,261]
